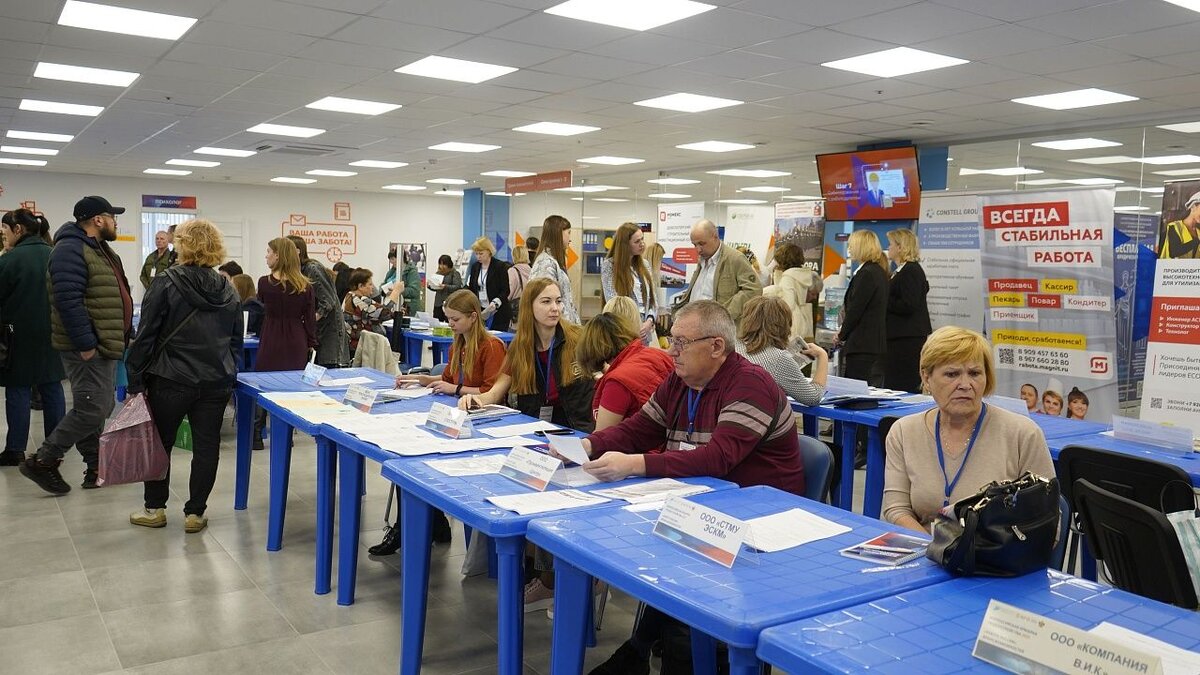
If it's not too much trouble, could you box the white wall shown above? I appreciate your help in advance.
[0,169,463,304]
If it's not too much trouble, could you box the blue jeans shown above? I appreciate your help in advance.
[5,382,66,453]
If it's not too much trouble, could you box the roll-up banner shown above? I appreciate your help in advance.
[917,194,985,333]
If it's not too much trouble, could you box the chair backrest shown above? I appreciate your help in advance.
[797,435,834,503]
[1073,479,1198,609]
[430,363,447,377]
[1058,444,1193,513]
[1051,494,1070,571]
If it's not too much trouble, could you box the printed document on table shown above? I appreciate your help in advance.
[546,434,591,465]
[592,478,713,504]
[1089,622,1200,675]
[318,376,373,387]
[424,455,507,477]
[743,508,851,552]
[479,420,561,438]
[377,387,433,402]
[259,391,364,424]
[486,489,611,515]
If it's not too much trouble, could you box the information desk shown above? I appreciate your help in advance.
[1048,431,1200,485]
[528,485,951,675]
[381,453,734,675]
[401,329,515,367]
[756,569,1200,674]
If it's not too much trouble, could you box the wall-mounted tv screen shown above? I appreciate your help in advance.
[816,146,922,221]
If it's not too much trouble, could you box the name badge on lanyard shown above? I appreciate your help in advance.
[539,406,554,422]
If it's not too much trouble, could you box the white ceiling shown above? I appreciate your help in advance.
[2,0,1199,207]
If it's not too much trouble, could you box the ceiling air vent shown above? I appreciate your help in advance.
[252,142,354,157]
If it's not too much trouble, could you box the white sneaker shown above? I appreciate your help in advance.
[129,508,166,528]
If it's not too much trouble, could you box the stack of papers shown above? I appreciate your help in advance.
[318,376,374,387]
[486,489,611,515]
[424,455,508,477]
[326,411,530,456]
[592,478,713,504]
[377,387,432,402]
[479,420,561,438]
[743,508,851,553]
[259,391,366,424]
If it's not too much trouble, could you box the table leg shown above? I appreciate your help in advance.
[689,629,718,675]
[399,490,432,675]
[337,448,365,606]
[727,645,760,675]
[314,436,336,596]
[404,335,420,369]
[837,421,857,511]
[802,412,817,438]
[266,416,293,552]
[234,388,253,510]
[495,536,526,675]
[863,425,885,519]
[549,559,590,675]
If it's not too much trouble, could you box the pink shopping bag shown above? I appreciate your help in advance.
[98,393,169,486]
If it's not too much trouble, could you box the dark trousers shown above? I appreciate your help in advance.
[886,336,927,393]
[842,352,884,387]
[143,378,232,515]
[38,351,116,467]
[6,381,66,452]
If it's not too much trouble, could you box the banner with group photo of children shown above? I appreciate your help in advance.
[979,189,1118,423]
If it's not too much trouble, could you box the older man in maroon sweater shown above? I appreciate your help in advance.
[580,299,805,493]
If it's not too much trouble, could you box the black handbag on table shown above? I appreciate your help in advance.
[927,471,1061,577]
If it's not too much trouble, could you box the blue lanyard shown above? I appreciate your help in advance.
[935,404,987,507]
[534,340,555,391]
[686,389,703,440]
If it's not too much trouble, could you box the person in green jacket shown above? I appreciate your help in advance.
[0,209,66,466]
[399,251,424,315]
[139,230,172,289]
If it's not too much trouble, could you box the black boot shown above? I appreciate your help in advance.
[368,525,401,556]
[0,450,24,466]
[432,510,452,544]
[252,407,265,450]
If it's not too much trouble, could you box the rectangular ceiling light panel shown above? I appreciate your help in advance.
[822,47,968,78]
[1011,88,1137,110]
[305,96,401,115]
[34,62,139,87]
[634,93,742,112]
[396,56,516,83]
[544,0,716,31]
[58,1,196,40]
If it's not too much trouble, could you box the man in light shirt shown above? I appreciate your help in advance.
[672,219,761,322]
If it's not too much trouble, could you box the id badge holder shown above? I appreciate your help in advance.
[539,406,554,422]
[678,441,697,452]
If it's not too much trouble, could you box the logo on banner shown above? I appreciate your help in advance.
[1090,356,1109,374]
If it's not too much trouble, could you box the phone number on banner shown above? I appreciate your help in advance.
[993,346,1114,380]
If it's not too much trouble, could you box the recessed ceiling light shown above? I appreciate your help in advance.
[1030,138,1122,151]
[1114,206,1151,211]
[429,142,500,153]
[513,122,600,136]
[676,141,755,153]
[1138,154,1200,165]
[958,167,1043,176]
[271,177,317,184]
[427,178,468,185]
[1158,120,1200,133]
[1153,168,1200,176]
[0,146,58,156]
[1066,177,1123,185]
[578,155,644,165]
[0,158,48,166]
[647,177,700,185]
[557,186,611,193]
[382,184,426,191]
[57,1,196,40]
[144,168,190,176]
[247,123,325,138]
[634,93,742,113]
[34,62,139,87]
[544,0,716,31]
[647,192,691,199]
[19,99,102,117]
[6,130,73,142]
[1011,88,1137,110]
[1068,156,1137,165]
[781,195,825,200]
[435,190,465,196]
[395,55,516,84]
[485,191,526,196]
[166,159,219,167]
[592,198,629,202]
[1163,0,1200,14]
[351,160,408,168]
[1019,179,1069,186]
[482,170,536,177]
[716,199,767,204]
[194,146,256,157]
[739,186,789,193]
[305,96,401,116]
[808,180,821,184]
[708,168,790,178]
[570,197,584,201]
[306,169,357,177]
[822,47,968,78]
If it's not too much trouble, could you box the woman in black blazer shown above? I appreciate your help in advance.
[465,237,512,329]
[835,230,889,387]
[884,229,932,393]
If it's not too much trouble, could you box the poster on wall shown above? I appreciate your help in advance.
[657,201,706,307]
[723,205,774,269]
[917,194,985,333]
[773,201,825,274]
[980,189,1117,424]
[1140,179,1200,439]
[282,211,356,264]
[1112,212,1158,406]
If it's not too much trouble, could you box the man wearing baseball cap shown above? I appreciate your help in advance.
[20,195,133,494]
[1160,190,1200,259]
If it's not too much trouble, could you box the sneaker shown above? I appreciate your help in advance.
[431,511,452,544]
[587,640,650,675]
[523,578,555,613]
[81,468,99,489]
[130,508,166,528]
[19,457,70,495]
[0,450,24,466]
[184,514,208,533]
[368,526,401,556]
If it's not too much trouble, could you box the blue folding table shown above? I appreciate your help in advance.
[529,485,952,675]
[1048,430,1200,485]
[757,569,1200,673]
[402,329,515,367]
[381,452,735,675]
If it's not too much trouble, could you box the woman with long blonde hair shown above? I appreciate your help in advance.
[601,222,656,343]
[529,215,578,323]
[835,229,889,386]
[397,289,506,396]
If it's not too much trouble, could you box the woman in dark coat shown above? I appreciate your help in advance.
[0,209,65,465]
[287,236,349,368]
[465,237,511,329]
[835,230,889,387]
[884,228,932,393]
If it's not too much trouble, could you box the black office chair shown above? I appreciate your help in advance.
[1056,445,1193,574]
[1073,479,1198,609]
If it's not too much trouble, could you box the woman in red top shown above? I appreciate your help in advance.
[396,289,507,396]
[577,312,675,431]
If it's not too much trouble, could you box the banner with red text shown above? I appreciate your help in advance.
[980,189,1117,423]
[1140,179,1200,440]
